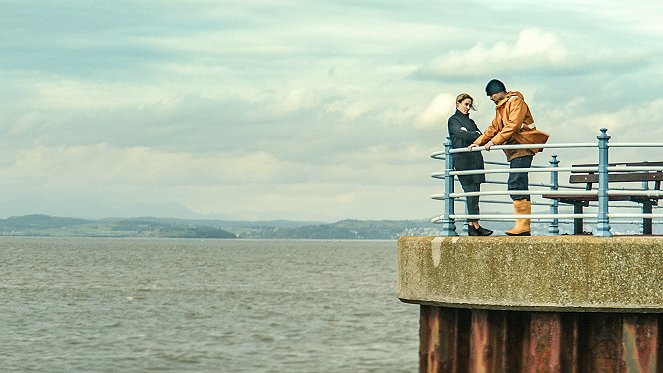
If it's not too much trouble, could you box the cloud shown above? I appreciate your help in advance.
[563,97,663,141]
[416,93,455,129]
[583,1,663,34]
[3,2,663,221]
[0,142,440,220]
[416,28,568,79]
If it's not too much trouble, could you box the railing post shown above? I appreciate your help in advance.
[641,179,650,235]
[594,128,612,237]
[548,155,560,235]
[463,203,469,234]
[441,137,458,236]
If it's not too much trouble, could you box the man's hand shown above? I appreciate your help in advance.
[484,141,494,151]
[467,143,479,151]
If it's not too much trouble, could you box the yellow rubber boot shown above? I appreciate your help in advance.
[505,200,531,236]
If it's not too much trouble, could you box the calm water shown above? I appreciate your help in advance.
[0,237,419,372]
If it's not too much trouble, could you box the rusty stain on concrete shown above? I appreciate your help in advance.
[431,237,443,268]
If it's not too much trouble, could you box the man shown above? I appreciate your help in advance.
[468,79,547,236]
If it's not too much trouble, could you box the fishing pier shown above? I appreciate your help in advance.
[398,129,663,372]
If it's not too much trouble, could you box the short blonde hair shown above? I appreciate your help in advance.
[456,93,476,111]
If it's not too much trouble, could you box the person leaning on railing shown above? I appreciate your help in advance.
[447,93,493,236]
[468,79,549,236]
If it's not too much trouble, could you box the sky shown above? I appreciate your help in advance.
[2,1,663,222]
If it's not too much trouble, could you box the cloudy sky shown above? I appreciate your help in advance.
[2,1,663,221]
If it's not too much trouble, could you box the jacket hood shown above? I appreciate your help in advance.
[496,91,524,107]
[506,91,523,99]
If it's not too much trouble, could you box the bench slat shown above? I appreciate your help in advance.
[569,172,663,184]
[542,194,656,203]
[571,161,663,168]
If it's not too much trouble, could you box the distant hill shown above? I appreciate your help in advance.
[230,219,439,240]
[0,214,236,239]
[0,214,441,239]
[99,217,322,229]
[0,214,92,229]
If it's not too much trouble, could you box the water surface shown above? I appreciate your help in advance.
[0,237,418,372]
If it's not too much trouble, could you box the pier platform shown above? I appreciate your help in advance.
[397,236,663,372]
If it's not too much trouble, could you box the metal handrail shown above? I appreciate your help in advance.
[609,143,663,147]
[610,213,663,218]
[451,213,597,219]
[606,166,663,171]
[608,190,663,197]
[448,142,596,153]
[431,128,663,237]
[445,166,597,176]
[447,190,597,198]
[445,171,651,191]
[431,216,663,224]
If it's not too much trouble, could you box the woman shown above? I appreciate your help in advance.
[447,93,493,236]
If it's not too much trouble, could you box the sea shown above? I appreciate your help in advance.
[0,237,419,372]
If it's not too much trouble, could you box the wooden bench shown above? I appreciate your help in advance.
[543,161,663,235]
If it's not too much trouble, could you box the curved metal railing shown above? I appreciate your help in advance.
[430,128,663,237]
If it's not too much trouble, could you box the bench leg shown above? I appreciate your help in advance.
[574,203,584,235]
[643,203,653,235]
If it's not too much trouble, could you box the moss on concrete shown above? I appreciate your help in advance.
[397,236,663,312]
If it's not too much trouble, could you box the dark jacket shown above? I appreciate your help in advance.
[447,109,486,185]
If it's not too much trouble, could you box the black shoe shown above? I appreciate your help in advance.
[468,225,493,236]
[476,226,493,236]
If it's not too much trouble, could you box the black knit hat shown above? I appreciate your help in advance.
[485,79,506,96]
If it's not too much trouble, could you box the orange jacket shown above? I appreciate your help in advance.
[473,91,541,161]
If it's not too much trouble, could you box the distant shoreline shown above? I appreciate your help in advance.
[3,214,651,239]
[0,214,437,240]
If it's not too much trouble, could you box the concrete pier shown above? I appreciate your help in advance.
[397,236,663,372]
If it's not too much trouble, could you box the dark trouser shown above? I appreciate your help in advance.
[508,155,533,201]
[459,178,480,222]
